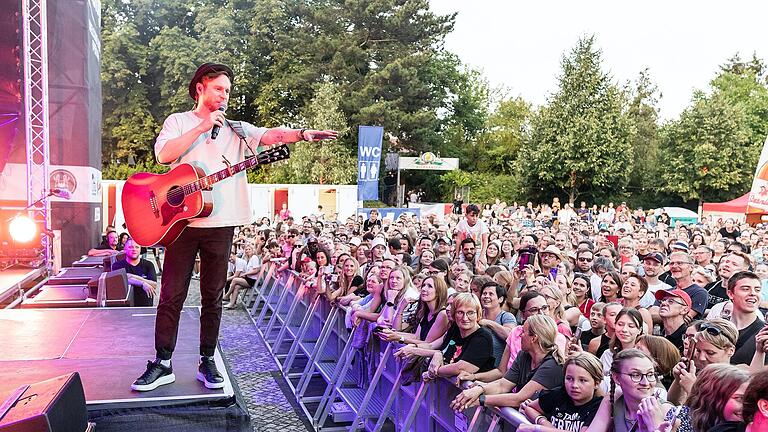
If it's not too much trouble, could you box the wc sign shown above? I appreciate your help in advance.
[357,126,384,201]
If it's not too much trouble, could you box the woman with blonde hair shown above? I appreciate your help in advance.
[539,284,573,338]
[451,314,565,410]
[376,265,418,331]
[668,319,740,405]
[328,257,363,304]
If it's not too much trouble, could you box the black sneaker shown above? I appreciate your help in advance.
[131,360,175,392]
[197,356,225,389]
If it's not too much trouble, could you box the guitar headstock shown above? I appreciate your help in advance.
[257,144,291,165]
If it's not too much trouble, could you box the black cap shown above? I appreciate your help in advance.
[188,63,234,100]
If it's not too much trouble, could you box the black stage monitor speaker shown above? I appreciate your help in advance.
[0,372,88,432]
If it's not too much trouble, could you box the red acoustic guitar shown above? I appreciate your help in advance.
[122,145,290,247]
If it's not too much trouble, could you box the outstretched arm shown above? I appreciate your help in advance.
[260,128,338,146]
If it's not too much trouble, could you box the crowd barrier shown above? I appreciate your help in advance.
[243,262,532,431]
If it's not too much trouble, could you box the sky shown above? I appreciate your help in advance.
[429,1,768,120]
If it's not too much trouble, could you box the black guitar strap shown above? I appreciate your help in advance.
[227,120,257,158]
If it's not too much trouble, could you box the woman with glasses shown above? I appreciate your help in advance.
[451,314,565,410]
[394,293,494,379]
[584,349,678,432]
[668,319,740,405]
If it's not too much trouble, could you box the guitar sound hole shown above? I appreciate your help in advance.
[167,186,184,207]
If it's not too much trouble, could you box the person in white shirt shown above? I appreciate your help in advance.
[454,204,490,265]
[131,62,338,393]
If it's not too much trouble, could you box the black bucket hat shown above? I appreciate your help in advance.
[188,63,234,100]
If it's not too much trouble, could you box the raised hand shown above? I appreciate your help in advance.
[303,129,339,141]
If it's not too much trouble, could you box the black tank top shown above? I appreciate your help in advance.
[419,309,443,341]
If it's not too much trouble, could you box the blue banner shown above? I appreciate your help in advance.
[357,126,384,201]
[357,207,420,221]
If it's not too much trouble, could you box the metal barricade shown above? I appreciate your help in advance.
[249,263,278,317]
[244,262,270,307]
[253,277,535,432]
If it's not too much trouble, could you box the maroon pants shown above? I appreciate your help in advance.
[155,226,234,359]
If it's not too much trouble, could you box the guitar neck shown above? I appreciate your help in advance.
[183,156,261,195]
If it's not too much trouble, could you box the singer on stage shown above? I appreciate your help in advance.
[132,62,338,391]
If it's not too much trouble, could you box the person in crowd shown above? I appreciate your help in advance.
[707,252,751,315]
[540,245,563,278]
[681,364,750,432]
[725,271,765,365]
[500,239,515,268]
[587,301,623,357]
[486,240,502,267]
[410,236,434,269]
[376,265,419,331]
[599,308,644,391]
[621,274,653,331]
[450,314,565,410]
[414,248,436,274]
[635,334,680,393]
[516,352,605,432]
[572,272,596,318]
[349,272,386,326]
[88,229,121,256]
[579,301,606,350]
[478,282,517,367]
[378,275,449,344]
[363,209,382,232]
[454,269,472,294]
[112,238,158,307]
[223,242,261,308]
[651,251,708,323]
[668,318,741,405]
[640,252,671,307]
[724,369,768,432]
[599,271,623,303]
[656,289,692,355]
[395,293,494,379]
[455,204,490,266]
[583,349,678,432]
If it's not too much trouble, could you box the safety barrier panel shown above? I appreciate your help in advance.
[248,267,533,431]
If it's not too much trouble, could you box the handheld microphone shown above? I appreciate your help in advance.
[211,104,227,140]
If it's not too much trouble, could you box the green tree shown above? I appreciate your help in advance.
[251,81,356,184]
[659,91,754,207]
[518,36,633,204]
[626,69,662,204]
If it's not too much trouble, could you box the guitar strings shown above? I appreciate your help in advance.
[162,146,287,204]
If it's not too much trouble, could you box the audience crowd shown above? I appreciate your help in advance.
[122,199,768,432]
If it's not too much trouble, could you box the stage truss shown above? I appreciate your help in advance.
[21,0,51,271]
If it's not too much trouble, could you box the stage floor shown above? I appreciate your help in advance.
[0,265,45,303]
[0,307,234,409]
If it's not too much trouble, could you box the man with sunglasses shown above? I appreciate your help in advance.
[655,289,692,355]
[727,271,767,365]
